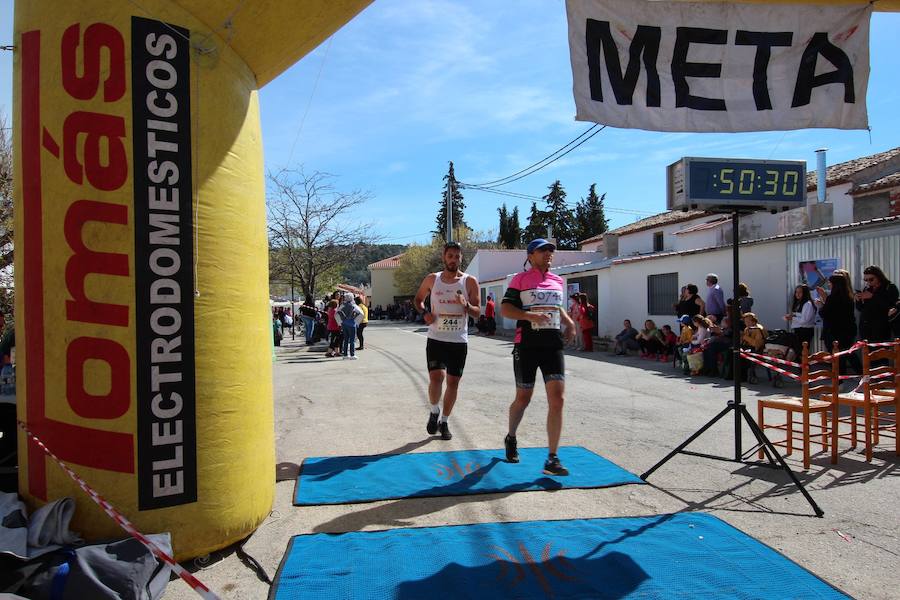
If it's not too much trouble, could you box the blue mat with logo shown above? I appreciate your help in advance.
[293,446,642,505]
[271,512,848,599]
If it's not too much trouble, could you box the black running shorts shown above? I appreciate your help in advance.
[426,338,468,377]
[513,345,565,389]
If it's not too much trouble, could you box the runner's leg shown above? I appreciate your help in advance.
[545,380,565,455]
[508,387,534,436]
[442,375,460,417]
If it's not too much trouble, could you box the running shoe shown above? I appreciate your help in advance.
[542,455,569,476]
[439,421,452,440]
[426,412,439,435]
[504,434,519,463]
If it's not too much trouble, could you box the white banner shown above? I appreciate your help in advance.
[566,0,871,132]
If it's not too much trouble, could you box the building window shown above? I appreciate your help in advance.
[647,272,678,315]
[653,231,664,252]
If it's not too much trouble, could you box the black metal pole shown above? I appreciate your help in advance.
[290,274,296,340]
[731,212,741,460]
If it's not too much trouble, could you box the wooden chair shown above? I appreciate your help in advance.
[833,341,900,462]
[757,342,838,470]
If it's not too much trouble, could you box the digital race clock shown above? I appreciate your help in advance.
[667,157,806,213]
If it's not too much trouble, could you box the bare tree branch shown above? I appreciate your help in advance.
[266,168,380,303]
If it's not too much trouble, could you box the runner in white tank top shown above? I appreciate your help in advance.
[413,242,481,440]
[428,272,470,344]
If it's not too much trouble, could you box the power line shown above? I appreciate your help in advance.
[460,183,656,217]
[464,124,600,187]
[460,124,607,189]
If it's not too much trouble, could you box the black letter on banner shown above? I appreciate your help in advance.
[735,31,793,110]
[585,19,661,107]
[792,32,855,107]
[672,27,727,111]
[132,16,197,510]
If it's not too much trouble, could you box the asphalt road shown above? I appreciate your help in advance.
[165,321,899,599]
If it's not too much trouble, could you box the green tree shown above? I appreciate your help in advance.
[393,239,444,296]
[573,183,609,246]
[496,203,523,249]
[497,204,508,247]
[523,201,549,244]
[394,230,496,296]
[542,180,577,249]
[508,206,522,248]
[434,161,468,240]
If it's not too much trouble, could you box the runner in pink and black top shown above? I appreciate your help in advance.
[500,239,576,476]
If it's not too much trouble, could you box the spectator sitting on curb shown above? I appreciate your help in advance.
[660,324,678,359]
[636,319,666,360]
[612,319,639,355]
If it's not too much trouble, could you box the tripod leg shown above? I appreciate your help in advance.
[641,405,733,480]
[740,406,824,517]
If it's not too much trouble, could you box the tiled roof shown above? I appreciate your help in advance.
[368,253,405,269]
[579,233,604,245]
[807,146,900,190]
[606,210,709,236]
[673,215,731,235]
[852,172,900,194]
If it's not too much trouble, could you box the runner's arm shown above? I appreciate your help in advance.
[414,274,436,324]
[460,277,481,318]
[500,302,549,325]
[559,306,576,342]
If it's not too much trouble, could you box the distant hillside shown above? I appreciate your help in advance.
[342,244,406,286]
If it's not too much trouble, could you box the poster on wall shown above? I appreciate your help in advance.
[567,282,581,299]
[799,258,840,299]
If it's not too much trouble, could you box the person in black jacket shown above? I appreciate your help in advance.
[855,265,900,343]
[674,283,705,318]
[815,272,860,373]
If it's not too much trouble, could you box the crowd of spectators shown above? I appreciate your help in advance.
[611,264,899,383]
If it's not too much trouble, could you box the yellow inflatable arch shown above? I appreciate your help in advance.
[11,0,897,560]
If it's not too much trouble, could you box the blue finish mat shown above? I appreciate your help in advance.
[271,513,848,599]
[293,446,643,505]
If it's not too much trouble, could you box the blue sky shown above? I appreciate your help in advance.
[2,1,899,245]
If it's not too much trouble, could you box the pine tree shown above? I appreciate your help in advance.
[542,180,576,249]
[496,203,522,249]
[573,183,609,245]
[434,161,467,240]
[508,206,522,248]
[497,204,509,247]
[523,201,549,243]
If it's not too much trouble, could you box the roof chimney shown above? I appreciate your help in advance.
[815,148,827,204]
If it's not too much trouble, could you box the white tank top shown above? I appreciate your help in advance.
[428,272,469,343]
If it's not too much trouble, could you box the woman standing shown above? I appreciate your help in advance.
[568,293,583,350]
[785,284,816,350]
[578,293,595,352]
[324,299,342,357]
[855,265,900,343]
[816,273,860,373]
[678,284,705,318]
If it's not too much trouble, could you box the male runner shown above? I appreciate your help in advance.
[414,242,481,440]
[501,238,576,475]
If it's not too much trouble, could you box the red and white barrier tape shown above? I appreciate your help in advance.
[749,352,800,368]
[17,421,220,600]
[740,351,801,380]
